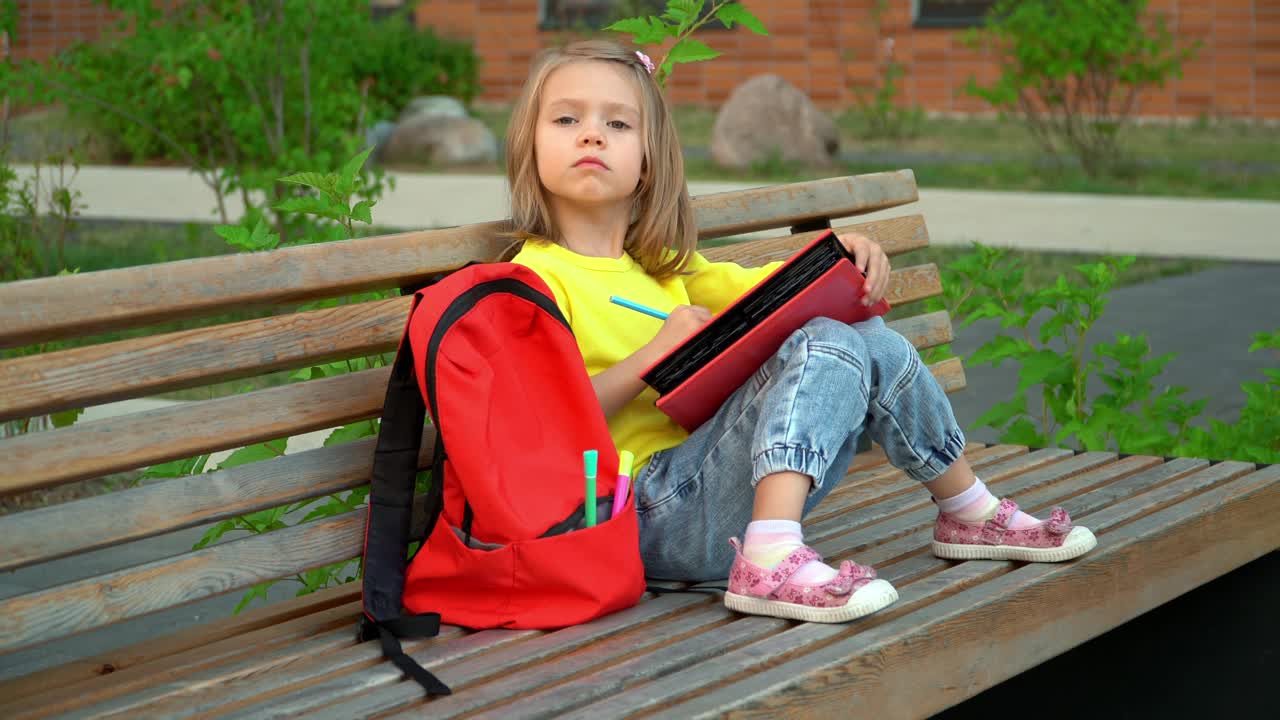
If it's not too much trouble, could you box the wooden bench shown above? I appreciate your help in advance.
[0,170,1275,718]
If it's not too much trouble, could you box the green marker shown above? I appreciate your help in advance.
[583,450,598,527]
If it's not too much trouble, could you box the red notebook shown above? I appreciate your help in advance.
[640,230,891,433]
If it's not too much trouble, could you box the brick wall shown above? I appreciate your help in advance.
[7,0,120,63]
[413,0,1279,121]
[10,1,1276,119]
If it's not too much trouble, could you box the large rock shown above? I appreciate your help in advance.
[710,75,839,169]
[398,95,469,123]
[381,115,498,166]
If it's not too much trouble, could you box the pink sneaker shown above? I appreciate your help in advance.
[932,498,1097,562]
[723,538,898,623]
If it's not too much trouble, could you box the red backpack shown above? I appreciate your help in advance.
[359,263,647,696]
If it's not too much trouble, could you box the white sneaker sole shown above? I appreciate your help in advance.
[723,578,898,623]
[931,526,1097,562]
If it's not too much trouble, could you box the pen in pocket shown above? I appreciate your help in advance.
[583,450,598,528]
[612,450,634,518]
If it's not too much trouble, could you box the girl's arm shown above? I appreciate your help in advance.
[590,305,712,418]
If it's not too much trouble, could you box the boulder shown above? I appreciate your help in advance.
[710,75,839,169]
[397,95,469,123]
[381,115,498,166]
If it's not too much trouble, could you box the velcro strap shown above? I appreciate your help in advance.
[749,546,821,597]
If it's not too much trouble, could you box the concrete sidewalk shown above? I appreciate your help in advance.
[14,164,1280,262]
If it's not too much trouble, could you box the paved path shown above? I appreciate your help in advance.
[14,164,1280,261]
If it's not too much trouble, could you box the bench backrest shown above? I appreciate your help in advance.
[0,170,965,656]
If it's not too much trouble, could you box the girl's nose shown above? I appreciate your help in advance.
[578,129,605,147]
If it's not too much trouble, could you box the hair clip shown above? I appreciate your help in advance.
[635,50,655,75]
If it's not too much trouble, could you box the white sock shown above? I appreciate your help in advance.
[742,519,839,585]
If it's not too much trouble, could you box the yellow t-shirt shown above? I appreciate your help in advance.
[512,239,784,474]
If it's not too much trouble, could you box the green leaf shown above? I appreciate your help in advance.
[193,518,238,550]
[274,195,349,222]
[337,146,376,196]
[1002,417,1045,447]
[974,395,1027,429]
[969,335,1035,368]
[144,454,210,481]
[604,17,669,45]
[716,3,768,34]
[324,420,378,447]
[213,224,250,249]
[50,407,84,428]
[233,581,276,614]
[666,38,720,65]
[350,199,375,225]
[217,438,287,470]
[278,171,337,195]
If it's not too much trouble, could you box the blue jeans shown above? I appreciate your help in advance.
[633,316,966,582]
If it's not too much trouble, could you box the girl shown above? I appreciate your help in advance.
[503,40,1096,623]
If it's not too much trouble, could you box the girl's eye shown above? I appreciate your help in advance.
[553,116,576,125]
[608,120,631,130]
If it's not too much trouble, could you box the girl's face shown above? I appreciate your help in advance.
[534,60,645,210]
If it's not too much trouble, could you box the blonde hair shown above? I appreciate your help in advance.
[500,39,695,281]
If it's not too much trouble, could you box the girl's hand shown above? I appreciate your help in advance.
[644,305,713,359]
[837,231,890,306]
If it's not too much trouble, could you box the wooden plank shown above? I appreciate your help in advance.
[0,172,917,348]
[0,295,410,422]
[552,461,1273,718]
[699,214,930,266]
[0,262,944,423]
[849,453,1208,576]
[2,602,388,720]
[0,350,960,498]
[0,430,432,573]
[0,507,369,653]
[0,582,359,701]
[0,367,390,496]
[215,450,1079,718]
[231,593,716,720]
[811,451,1117,556]
[692,171,918,239]
[0,590,362,711]
[652,464,1278,719]
[56,619,498,720]
[805,444,1030,528]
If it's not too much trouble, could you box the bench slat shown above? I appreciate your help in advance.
[2,318,951,572]
[651,464,1277,719]
[0,306,961,497]
[247,453,1228,717]
[699,213,929,265]
[0,584,362,706]
[854,455,1219,583]
[0,172,917,348]
[0,431,432,573]
[0,215,932,422]
[0,359,954,654]
[545,460,1265,720]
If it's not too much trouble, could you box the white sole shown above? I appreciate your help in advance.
[723,578,898,623]
[931,526,1097,562]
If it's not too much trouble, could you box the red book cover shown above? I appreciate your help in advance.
[640,230,891,433]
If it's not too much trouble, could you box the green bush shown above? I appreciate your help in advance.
[964,0,1198,176]
[352,10,480,123]
[929,243,1278,465]
[2,0,479,245]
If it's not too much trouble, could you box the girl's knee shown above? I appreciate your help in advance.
[800,316,866,354]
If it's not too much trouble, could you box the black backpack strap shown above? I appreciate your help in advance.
[361,295,451,697]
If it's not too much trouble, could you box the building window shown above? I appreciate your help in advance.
[913,0,1001,29]
[540,1,724,32]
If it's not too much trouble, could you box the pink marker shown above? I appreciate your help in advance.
[611,450,635,518]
